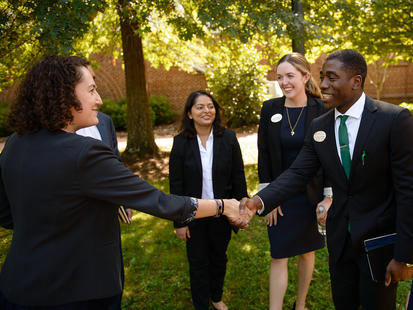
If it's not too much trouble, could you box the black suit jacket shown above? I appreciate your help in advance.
[258,97,413,264]
[258,96,326,206]
[0,129,196,306]
[96,112,121,160]
[169,128,248,229]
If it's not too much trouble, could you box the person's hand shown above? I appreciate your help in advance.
[316,196,332,226]
[266,206,282,226]
[223,199,253,229]
[385,259,413,286]
[175,226,190,241]
[126,208,133,222]
[239,196,263,215]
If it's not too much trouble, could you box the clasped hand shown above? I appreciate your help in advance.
[223,199,255,229]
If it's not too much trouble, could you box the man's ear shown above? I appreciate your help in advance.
[352,75,362,90]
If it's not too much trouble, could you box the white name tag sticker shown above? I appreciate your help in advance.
[271,113,282,123]
[313,131,326,142]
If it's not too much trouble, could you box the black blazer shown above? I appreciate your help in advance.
[0,129,196,306]
[258,97,413,264]
[97,112,121,160]
[258,96,326,206]
[169,128,248,228]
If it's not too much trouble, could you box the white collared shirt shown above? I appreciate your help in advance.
[76,125,102,141]
[197,130,214,199]
[334,92,366,161]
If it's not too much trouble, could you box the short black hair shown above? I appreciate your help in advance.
[180,90,225,138]
[326,49,367,88]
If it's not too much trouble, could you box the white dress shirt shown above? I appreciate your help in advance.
[334,92,366,161]
[76,125,102,141]
[197,130,214,199]
[255,94,367,214]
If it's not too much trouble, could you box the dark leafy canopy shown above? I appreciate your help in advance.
[0,0,105,91]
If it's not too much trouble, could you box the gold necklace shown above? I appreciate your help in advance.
[285,106,305,136]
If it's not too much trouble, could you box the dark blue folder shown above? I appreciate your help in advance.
[364,233,396,282]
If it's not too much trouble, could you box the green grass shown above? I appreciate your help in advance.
[0,164,411,309]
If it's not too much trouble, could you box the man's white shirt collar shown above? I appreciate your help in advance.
[334,92,366,120]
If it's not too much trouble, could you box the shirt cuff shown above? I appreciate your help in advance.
[323,187,333,198]
[255,195,265,215]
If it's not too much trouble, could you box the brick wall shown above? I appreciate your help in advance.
[1,53,412,109]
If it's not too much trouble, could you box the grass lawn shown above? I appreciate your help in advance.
[0,164,411,309]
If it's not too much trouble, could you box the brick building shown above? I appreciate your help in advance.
[1,53,412,110]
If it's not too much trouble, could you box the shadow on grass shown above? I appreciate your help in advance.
[0,163,411,309]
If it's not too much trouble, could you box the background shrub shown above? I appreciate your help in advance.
[206,45,269,128]
[0,101,12,137]
[99,98,127,130]
[149,95,177,126]
[400,102,413,114]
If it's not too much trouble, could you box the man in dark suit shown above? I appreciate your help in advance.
[76,111,128,310]
[75,62,130,310]
[241,49,413,309]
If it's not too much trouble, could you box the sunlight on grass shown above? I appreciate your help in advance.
[0,163,412,309]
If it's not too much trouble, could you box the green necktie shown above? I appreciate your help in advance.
[339,115,351,179]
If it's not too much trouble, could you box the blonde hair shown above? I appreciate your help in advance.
[276,53,322,99]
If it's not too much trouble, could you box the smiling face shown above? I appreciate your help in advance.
[68,66,102,132]
[320,58,362,113]
[188,95,216,130]
[277,61,310,100]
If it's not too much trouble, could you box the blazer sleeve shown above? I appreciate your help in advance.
[78,141,196,223]
[169,136,188,228]
[257,121,322,215]
[230,132,248,199]
[390,109,413,263]
[258,101,273,183]
[0,138,13,229]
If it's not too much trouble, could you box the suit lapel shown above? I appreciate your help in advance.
[305,96,319,132]
[270,98,284,163]
[190,137,203,175]
[96,114,109,145]
[349,97,377,180]
[212,133,222,186]
[324,110,348,180]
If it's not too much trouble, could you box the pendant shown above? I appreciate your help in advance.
[291,131,295,136]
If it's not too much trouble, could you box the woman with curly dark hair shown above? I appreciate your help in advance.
[0,56,248,309]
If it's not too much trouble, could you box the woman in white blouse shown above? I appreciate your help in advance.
[169,90,248,310]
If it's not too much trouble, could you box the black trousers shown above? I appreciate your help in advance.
[0,291,121,310]
[329,233,397,310]
[186,217,232,310]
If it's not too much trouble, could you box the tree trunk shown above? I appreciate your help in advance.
[118,0,158,157]
[291,0,305,55]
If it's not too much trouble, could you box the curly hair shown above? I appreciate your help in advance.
[180,90,225,138]
[8,56,89,134]
[277,53,322,99]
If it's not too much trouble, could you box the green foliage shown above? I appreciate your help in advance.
[206,43,268,128]
[399,102,413,114]
[0,101,12,137]
[99,98,127,130]
[149,95,177,126]
[0,0,106,91]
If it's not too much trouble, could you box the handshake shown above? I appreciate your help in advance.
[222,196,264,229]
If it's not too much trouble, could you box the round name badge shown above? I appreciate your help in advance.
[271,113,282,123]
[313,131,326,142]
